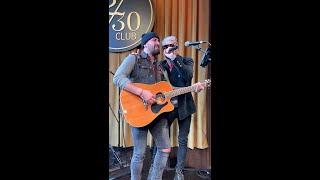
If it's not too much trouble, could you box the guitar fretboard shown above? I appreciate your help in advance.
[164,82,206,98]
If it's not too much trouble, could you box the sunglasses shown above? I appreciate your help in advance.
[163,44,176,49]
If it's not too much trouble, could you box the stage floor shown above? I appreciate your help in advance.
[109,167,211,180]
[109,146,211,179]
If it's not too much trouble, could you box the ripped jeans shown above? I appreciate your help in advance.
[130,115,170,180]
[150,108,192,171]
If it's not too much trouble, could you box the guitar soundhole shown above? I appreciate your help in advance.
[155,92,166,104]
[151,102,168,114]
[151,92,167,114]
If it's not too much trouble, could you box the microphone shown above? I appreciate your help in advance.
[168,45,178,53]
[184,41,206,47]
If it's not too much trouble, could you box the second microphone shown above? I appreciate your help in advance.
[167,45,179,53]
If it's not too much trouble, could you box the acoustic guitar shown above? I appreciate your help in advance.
[120,79,211,127]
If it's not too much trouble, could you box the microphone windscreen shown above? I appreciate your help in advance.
[184,41,190,47]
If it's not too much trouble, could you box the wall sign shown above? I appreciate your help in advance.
[109,0,155,53]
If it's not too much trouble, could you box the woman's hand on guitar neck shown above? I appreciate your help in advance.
[140,90,156,105]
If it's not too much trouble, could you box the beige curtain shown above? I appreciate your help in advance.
[109,0,210,149]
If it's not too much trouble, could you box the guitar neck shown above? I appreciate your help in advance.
[164,85,198,98]
[164,79,210,98]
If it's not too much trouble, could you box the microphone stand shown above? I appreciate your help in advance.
[108,70,131,179]
[108,70,124,168]
[194,45,206,53]
[109,70,121,147]
[193,43,212,68]
[184,43,212,177]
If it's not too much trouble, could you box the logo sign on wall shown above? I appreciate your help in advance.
[109,0,155,53]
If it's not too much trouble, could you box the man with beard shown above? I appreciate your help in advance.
[113,32,171,180]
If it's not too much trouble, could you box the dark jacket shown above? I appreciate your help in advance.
[160,55,196,120]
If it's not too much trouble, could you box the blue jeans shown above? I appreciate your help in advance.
[151,108,192,171]
[130,115,170,180]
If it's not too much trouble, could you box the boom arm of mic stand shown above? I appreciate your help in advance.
[195,46,206,53]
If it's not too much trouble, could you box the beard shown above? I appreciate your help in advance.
[151,48,160,56]
[149,45,160,56]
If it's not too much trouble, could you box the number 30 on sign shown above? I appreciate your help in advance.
[109,0,155,53]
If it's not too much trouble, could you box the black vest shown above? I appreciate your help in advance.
[129,53,164,84]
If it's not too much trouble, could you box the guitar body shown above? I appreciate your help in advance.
[120,81,175,127]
